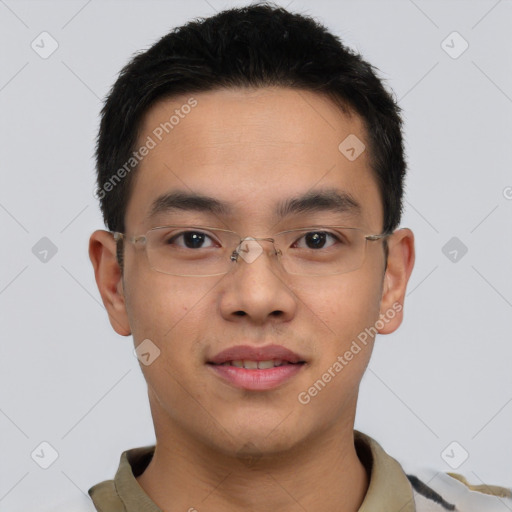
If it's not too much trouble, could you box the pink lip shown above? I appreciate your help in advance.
[208,344,304,364]
[207,344,306,391]
[209,364,304,391]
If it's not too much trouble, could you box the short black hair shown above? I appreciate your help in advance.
[95,2,406,241]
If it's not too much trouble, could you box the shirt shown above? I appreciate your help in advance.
[50,431,512,511]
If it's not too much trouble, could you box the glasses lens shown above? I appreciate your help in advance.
[145,226,238,276]
[277,227,366,276]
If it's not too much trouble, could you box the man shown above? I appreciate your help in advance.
[80,3,510,511]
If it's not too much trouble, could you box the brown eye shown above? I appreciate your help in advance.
[167,231,215,249]
[294,231,338,250]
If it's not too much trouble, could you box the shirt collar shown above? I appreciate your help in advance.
[89,430,415,512]
[354,431,416,512]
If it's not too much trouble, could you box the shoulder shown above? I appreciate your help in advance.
[406,467,512,512]
[354,432,512,511]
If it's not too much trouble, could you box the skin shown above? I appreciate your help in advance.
[89,87,415,512]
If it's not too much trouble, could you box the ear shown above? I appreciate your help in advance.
[377,228,415,335]
[88,230,131,336]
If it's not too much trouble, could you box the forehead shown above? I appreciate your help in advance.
[125,87,383,232]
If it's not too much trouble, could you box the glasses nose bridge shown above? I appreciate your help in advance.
[230,235,282,264]
[248,235,275,245]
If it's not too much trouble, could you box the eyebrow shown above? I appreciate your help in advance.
[148,191,231,219]
[147,188,362,221]
[277,189,361,218]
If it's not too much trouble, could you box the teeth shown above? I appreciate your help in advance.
[224,359,290,369]
[257,360,275,369]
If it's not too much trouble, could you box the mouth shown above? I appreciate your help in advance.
[207,344,305,365]
[207,345,307,391]
[209,359,304,369]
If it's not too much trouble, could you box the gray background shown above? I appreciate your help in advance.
[1,0,511,510]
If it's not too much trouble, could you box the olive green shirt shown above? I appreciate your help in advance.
[88,431,416,511]
[83,430,512,511]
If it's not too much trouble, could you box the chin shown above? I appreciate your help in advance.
[213,418,307,457]
[216,434,301,463]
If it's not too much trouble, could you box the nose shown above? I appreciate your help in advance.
[219,238,297,325]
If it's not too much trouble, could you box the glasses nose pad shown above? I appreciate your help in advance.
[230,237,280,265]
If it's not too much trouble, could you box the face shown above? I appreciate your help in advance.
[90,87,414,458]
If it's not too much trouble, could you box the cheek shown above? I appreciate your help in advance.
[123,268,217,345]
[123,273,212,388]
[122,274,224,438]
[290,268,382,342]
[294,275,381,419]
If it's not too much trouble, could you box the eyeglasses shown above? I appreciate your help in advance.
[112,225,390,277]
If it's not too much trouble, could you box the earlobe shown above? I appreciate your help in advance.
[88,230,132,336]
[377,228,415,335]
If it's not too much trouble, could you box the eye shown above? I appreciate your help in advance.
[166,230,217,249]
[293,231,340,250]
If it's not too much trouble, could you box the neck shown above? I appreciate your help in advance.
[136,414,368,512]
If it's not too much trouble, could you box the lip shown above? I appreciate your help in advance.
[207,344,306,391]
[208,344,304,365]
[208,364,304,391]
